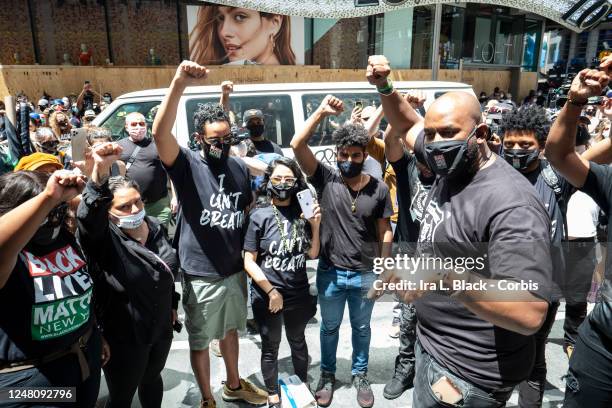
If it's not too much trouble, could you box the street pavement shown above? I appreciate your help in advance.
[96,277,578,408]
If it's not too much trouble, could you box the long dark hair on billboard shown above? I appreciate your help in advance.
[190,5,296,65]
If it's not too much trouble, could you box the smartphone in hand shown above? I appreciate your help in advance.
[297,189,316,220]
[70,128,88,162]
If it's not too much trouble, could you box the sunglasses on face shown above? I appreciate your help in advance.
[36,141,59,151]
[128,122,146,127]
[270,176,297,187]
[204,132,232,144]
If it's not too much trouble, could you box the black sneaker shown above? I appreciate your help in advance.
[353,373,374,408]
[315,371,335,407]
[383,370,414,400]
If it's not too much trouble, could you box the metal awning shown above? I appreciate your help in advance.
[204,0,611,32]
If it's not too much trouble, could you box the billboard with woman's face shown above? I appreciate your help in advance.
[187,5,304,65]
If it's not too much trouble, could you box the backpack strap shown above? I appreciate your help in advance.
[125,145,142,171]
[541,162,568,240]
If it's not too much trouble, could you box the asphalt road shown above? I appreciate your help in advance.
[96,278,577,408]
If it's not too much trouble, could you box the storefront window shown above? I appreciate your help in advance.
[306,17,370,68]
[464,5,524,66]
[493,17,523,65]
[374,9,414,69]
[411,5,435,69]
[598,29,612,60]
[472,17,493,63]
[522,20,542,72]
[440,5,465,69]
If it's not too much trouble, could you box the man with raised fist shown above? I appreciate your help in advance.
[152,61,266,408]
[545,56,612,408]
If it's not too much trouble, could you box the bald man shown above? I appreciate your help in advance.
[117,112,172,226]
[367,56,553,408]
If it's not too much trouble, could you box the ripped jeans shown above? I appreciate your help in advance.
[413,340,514,407]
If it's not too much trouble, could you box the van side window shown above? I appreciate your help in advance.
[99,101,161,140]
[301,93,388,148]
[185,95,294,149]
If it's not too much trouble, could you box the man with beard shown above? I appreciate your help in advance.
[368,55,553,408]
[544,57,612,408]
[291,95,393,408]
[380,117,436,401]
[498,105,573,407]
[152,61,267,408]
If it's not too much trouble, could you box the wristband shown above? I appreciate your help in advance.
[266,287,277,295]
[377,79,394,96]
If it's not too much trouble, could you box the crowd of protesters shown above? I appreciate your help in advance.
[0,54,611,408]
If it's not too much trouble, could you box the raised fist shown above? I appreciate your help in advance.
[174,60,209,88]
[318,95,344,117]
[44,170,87,204]
[568,68,610,105]
[404,90,427,110]
[221,80,234,95]
[92,142,123,167]
[367,55,391,88]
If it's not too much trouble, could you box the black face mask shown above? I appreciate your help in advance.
[267,180,297,201]
[424,128,478,180]
[337,160,363,179]
[202,140,230,165]
[247,124,265,138]
[503,148,540,172]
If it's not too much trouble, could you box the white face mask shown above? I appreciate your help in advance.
[111,208,146,230]
[127,126,147,142]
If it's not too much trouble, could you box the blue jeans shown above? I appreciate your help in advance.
[413,340,513,407]
[316,260,375,375]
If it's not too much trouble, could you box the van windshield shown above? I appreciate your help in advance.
[301,93,389,147]
[185,95,294,149]
[99,101,161,140]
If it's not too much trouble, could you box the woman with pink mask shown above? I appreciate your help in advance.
[190,5,295,65]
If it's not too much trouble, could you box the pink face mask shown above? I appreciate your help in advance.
[127,123,147,141]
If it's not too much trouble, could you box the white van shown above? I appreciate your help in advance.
[92,81,475,165]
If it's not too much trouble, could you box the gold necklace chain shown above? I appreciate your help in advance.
[342,173,365,213]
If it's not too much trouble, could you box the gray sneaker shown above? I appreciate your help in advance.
[353,373,374,408]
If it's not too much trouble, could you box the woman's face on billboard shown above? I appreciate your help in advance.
[216,7,281,64]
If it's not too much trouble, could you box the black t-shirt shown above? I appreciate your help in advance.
[118,137,168,204]
[244,205,311,306]
[252,139,284,156]
[577,162,612,357]
[390,151,432,249]
[165,147,253,278]
[0,230,93,362]
[525,160,574,295]
[525,161,573,244]
[309,163,393,271]
[413,155,553,391]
